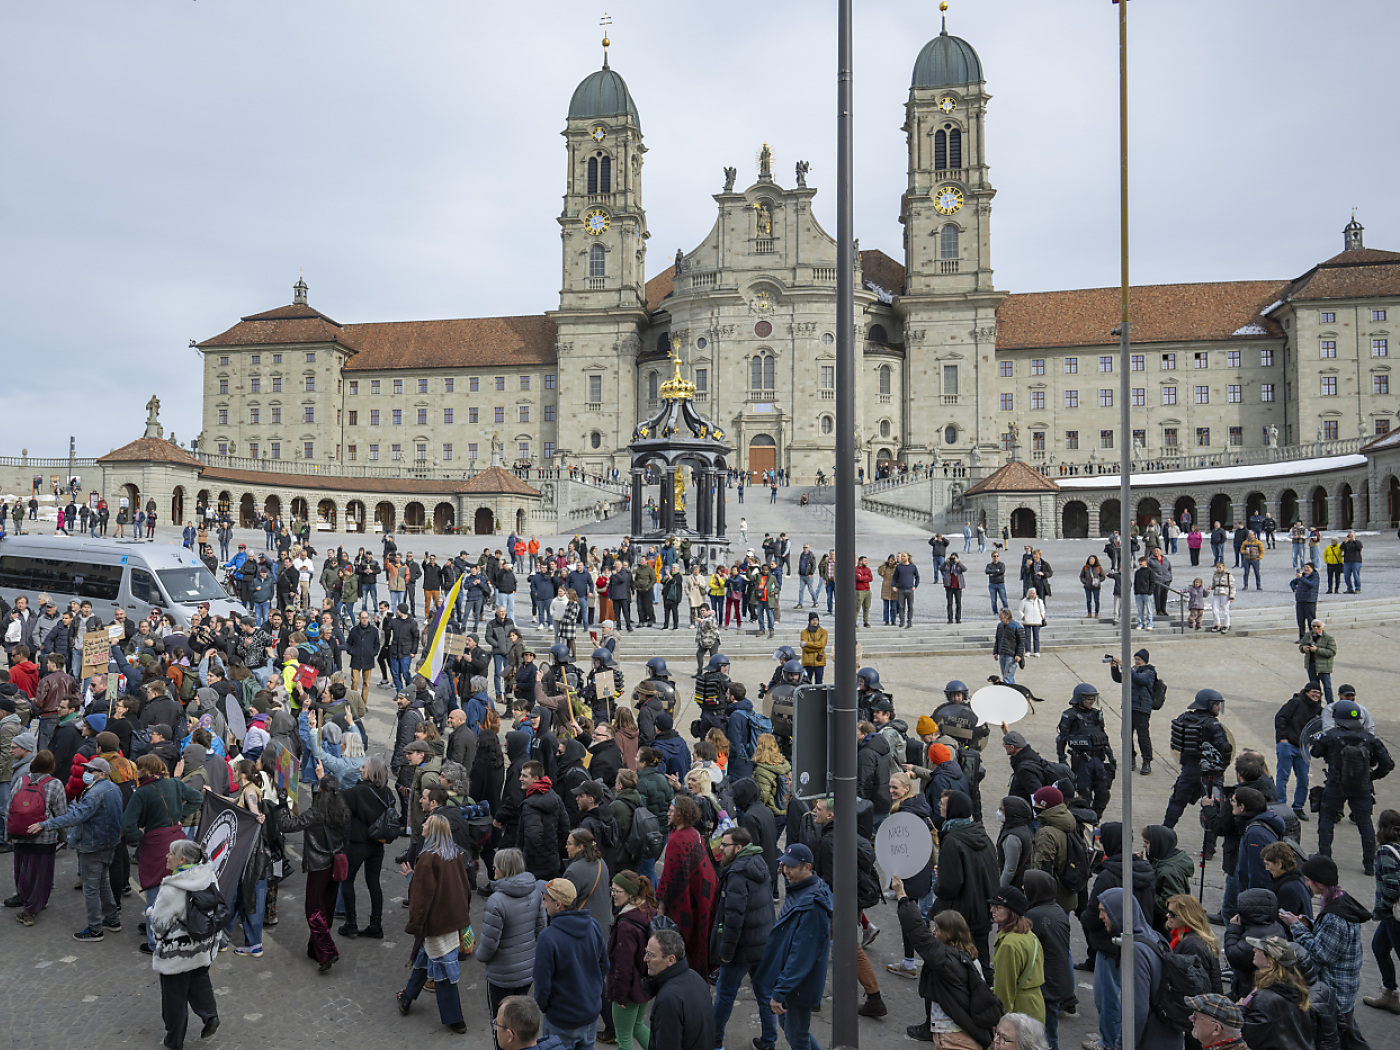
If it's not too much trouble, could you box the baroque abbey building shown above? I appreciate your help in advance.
[197,18,1400,484]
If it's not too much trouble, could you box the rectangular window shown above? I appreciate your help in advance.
[1163,427,1178,448]
[1100,430,1114,449]
[443,444,453,461]
[695,368,708,392]
[1099,356,1113,373]
[1131,354,1144,372]
[1261,383,1275,402]
[519,406,530,423]
[1000,432,1013,451]
[520,376,531,391]
[371,380,380,395]
[369,409,379,426]
[270,407,281,425]
[1030,391,1045,410]
[415,443,426,461]
[218,379,228,395]
[250,377,260,394]
[391,444,402,461]
[1321,376,1337,396]
[518,442,530,459]
[1161,353,1176,370]
[392,409,403,425]
[346,445,356,461]
[1323,420,1339,440]
[1229,426,1243,446]
[468,442,478,460]
[1194,385,1210,404]
[1321,340,1336,358]
[271,377,281,393]
[1132,428,1146,447]
[1030,359,1045,376]
[305,352,316,363]
[544,405,555,422]
[1196,427,1210,447]
[368,444,378,461]
[303,406,314,423]
[303,375,314,392]
[1375,375,1390,395]
[251,354,260,365]
[1065,430,1079,450]
[1132,388,1145,406]
[1032,431,1046,452]
[1372,309,1387,322]
[821,365,835,388]
[1228,384,1242,403]
[1377,419,1392,436]
[303,441,314,459]
[271,353,282,364]
[218,408,228,425]
[1320,311,1335,323]
[1064,390,1079,409]
[418,379,428,394]
[443,408,453,424]
[1194,352,1209,369]
[469,408,479,424]
[1098,388,1113,407]
[1226,350,1241,368]
[1064,358,1078,374]
[1373,339,1389,357]
[494,407,505,424]
[416,408,427,425]
[469,377,479,393]
[544,441,555,458]
[393,379,403,394]
[219,355,229,366]
[249,408,260,425]
[1162,386,1177,405]
[588,375,603,402]
[1261,349,1273,367]
[999,361,1013,378]
[495,376,505,391]
[270,442,281,460]
[443,378,453,393]
[248,442,258,459]
[1000,393,1014,411]
[943,364,959,394]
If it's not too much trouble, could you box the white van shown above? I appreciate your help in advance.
[0,537,247,628]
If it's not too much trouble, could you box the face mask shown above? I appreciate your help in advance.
[82,771,97,785]
[995,810,1006,824]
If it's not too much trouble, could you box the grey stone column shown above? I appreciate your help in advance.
[660,469,674,535]
[715,472,726,537]
[630,469,643,536]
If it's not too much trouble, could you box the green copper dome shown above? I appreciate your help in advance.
[569,63,641,129]
[912,28,983,89]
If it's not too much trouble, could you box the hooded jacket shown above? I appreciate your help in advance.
[476,871,548,987]
[1275,690,1323,747]
[606,902,656,1006]
[1082,821,1158,960]
[754,873,833,1008]
[731,777,778,889]
[997,796,1035,888]
[1143,825,1195,928]
[1007,744,1047,802]
[1225,888,1286,998]
[148,861,221,975]
[1270,866,1313,922]
[716,844,775,966]
[1236,806,1287,891]
[1024,869,1075,1005]
[577,802,620,876]
[1287,890,1370,1014]
[896,896,1003,1046]
[856,731,892,815]
[520,777,570,880]
[931,792,999,933]
[533,907,610,1028]
[1098,887,1178,1050]
[1029,801,1082,913]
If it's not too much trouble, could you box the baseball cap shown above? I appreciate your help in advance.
[545,878,577,906]
[1002,730,1028,749]
[870,698,894,715]
[85,757,111,774]
[572,779,607,801]
[1245,935,1300,966]
[777,843,814,867]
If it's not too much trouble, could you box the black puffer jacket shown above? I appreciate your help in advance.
[1171,929,1223,994]
[1007,745,1047,802]
[857,732,892,815]
[931,793,999,935]
[1242,981,1315,1050]
[714,846,774,967]
[1224,888,1285,998]
[1081,821,1157,960]
[897,897,1004,1047]
[519,785,569,881]
[731,778,777,890]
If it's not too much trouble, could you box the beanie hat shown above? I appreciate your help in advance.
[1134,649,1150,663]
[11,730,35,753]
[319,722,342,747]
[82,712,108,733]
[929,743,953,765]
[1301,854,1339,887]
[990,885,1030,916]
[943,791,973,820]
[1033,785,1064,809]
[916,715,938,737]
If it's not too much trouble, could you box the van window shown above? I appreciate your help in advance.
[0,555,122,602]
[129,568,159,604]
[156,567,226,604]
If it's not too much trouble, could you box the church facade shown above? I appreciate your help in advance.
[196,20,1400,484]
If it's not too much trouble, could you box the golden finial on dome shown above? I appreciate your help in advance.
[658,338,696,402]
[600,13,612,64]
[939,0,948,31]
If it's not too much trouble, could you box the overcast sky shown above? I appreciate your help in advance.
[2,0,1394,456]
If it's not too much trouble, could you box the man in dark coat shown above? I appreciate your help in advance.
[856,721,892,818]
[572,779,619,875]
[646,927,716,1050]
[585,725,623,795]
[443,708,477,773]
[518,761,568,881]
[730,777,777,891]
[1003,730,1047,803]
[931,790,999,974]
[494,729,531,848]
[712,827,776,1050]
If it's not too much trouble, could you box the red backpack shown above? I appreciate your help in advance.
[7,775,53,837]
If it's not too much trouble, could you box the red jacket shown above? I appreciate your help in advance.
[854,565,874,592]
[10,660,38,698]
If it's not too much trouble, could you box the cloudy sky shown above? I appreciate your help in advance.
[2,0,1394,456]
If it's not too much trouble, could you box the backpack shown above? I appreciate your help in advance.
[739,708,773,760]
[1144,938,1211,1030]
[1249,811,1307,866]
[772,772,792,813]
[855,835,881,910]
[1336,739,1372,794]
[366,791,403,844]
[184,882,233,940]
[624,799,664,860]
[1151,675,1168,711]
[6,774,53,837]
[1058,819,1094,895]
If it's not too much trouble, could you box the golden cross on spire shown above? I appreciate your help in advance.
[600,12,612,61]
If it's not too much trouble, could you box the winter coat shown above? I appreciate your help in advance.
[1082,822,1158,960]
[1290,571,1320,605]
[896,897,1003,1047]
[520,784,569,880]
[384,615,420,658]
[1271,868,1314,922]
[731,778,778,888]
[1143,825,1195,928]
[997,796,1035,888]
[1098,888,1179,1050]
[1007,745,1047,803]
[147,861,221,975]
[565,855,612,935]
[637,766,675,819]
[1287,890,1370,1013]
[993,927,1045,1022]
[1236,807,1287,891]
[1242,982,1315,1050]
[1171,928,1223,995]
[1226,888,1286,998]
[714,845,774,967]
[657,824,719,971]
[475,871,549,988]
[276,792,349,873]
[534,907,610,1028]
[648,958,716,1050]
[1299,630,1336,676]
[607,903,656,1005]
[752,759,790,816]
[856,732,892,815]
[753,873,832,1009]
[405,848,472,938]
[40,776,122,853]
[1024,870,1074,1005]
[346,623,379,670]
[932,817,1000,935]
[1111,661,1158,714]
[891,790,937,901]
[1275,690,1323,747]
[1029,802,1082,913]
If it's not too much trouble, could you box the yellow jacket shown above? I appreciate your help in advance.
[801,626,828,667]
[1323,543,1344,565]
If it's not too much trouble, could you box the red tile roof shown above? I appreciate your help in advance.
[460,467,542,496]
[646,266,675,313]
[1284,248,1400,302]
[964,459,1060,495]
[860,249,906,298]
[198,304,349,350]
[97,437,204,467]
[995,280,1288,350]
[340,316,556,371]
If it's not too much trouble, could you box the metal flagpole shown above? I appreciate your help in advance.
[832,0,859,1045]
[1115,2,1135,1048]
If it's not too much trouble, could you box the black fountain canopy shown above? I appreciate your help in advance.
[630,352,726,445]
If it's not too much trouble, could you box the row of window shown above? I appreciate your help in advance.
[1319,339,1388,358]
[1000,349,1277,378]
[347,406,554,425]
[1002,383,1277,411]
[215,441,315,460]
[1319,310,1387,323]
[344,442,546,463]
[1006,427,1249,452]
[347,375,555,395]
[216,352,314,366]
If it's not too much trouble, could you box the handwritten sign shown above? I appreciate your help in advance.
[874,810,934,880]
[443,633,467,657]
[82,630,111,673]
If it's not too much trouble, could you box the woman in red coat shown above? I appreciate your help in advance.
[655,795,718,976]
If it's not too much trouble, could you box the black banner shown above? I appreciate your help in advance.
[196,792,260,903]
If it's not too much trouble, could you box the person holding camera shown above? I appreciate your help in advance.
[1110,650,1158,775]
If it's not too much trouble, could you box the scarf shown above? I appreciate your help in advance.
[525,775,554,798]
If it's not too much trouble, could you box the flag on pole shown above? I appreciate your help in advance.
[196,791,261,903]
[419,573,465,684]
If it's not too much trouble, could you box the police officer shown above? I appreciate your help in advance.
[758,646,798,699]
[1311,699,1394,875]
[1056,683,1115,818]
[1163,688,1233,830]
[931,680,990,820]
[541,642,583,701]
[761,659,806,757]
[641,656,678,714]
[691,653,731,739]
[582,647,623,724]
[855,666,890,723]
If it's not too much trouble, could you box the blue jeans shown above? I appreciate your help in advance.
[1372,915,1400,990]
[1094,953,1122,1050]
[931,555,945,581]
[999,654,1018,684]
[757,605,774,632]
[404,960,464,1026]
[964,534,973,551]
[78,848,119,929]
[1276,740,1310,811]
[714,961,778,1050]
[499,594,516,621]
[1243,561,1260,588]
[1290,542,1305,568]
[1085,586,1101,616]
[492,653,507,696]
[989,582,1008,613]
[542,1018,595,1050]
[825,580,835,614]
[1026,624,1041,653]
[1220,872,1240,921]
[882,598,896,625]
[1309,547,1321,569]
[225,877,268,947]
[798,576,820,605]
[778,1004,819,1050]
[1135,594,1154,628]
[1314,672,1332,705]
[361,584,378,611]
[638,857,656,887]
[145,886,160,949]
[1343,563,1361,590]
[1045,997,1060,1050]
[253,600,270,625]
[1213,542,1226,565]
[390,655,412,691]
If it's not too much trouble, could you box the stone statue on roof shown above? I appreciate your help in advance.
[795,160,809,187]
[723,167,737,192]
[146,395,160,422]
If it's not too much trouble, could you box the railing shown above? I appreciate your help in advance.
[0,457,98,468]
[863,463,968,494]
[820,390,835,400]
[694,391,709,403]
[811,267,837,282]
[754,239,775,254]
[586,277,605,290]
[585,194,613,205]
[942,395,959,405]
[684,271,718,290]
[934,168,965,183]
[586,402,602,412]
[939,260,959,274]
[1039,437,1367,478]
[878,393,892,404]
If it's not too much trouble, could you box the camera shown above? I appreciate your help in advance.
[1102,654,1115,663]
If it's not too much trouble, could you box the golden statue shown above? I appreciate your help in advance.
[673,467,687,511]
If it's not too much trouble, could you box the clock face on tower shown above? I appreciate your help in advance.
[938,96,956,114]
[933,186,964,215]
[591,126,606,143]
[583,209,611,235]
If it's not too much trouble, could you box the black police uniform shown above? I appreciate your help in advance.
[1312,725,1394,870]
[932,700,989,820]
[1057,703,1115,818]
[1163,698,1232,829]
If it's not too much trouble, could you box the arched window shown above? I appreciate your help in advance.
[647,371,659,400]
[587,156,598,195]
[944,425,958,445]
[589,243,605,278]
[820,415,834,434]
[949,128,963,169]
[869,324,888,344]
[750,353,775,390]
[878,365,892,395]
[940,224,959,260]
[934,129,947,170]
[599,156,611,194]
[879,419,892,438]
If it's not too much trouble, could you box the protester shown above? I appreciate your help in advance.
[645,927,715,1050]
[396,814,473,1034]
[755,843,832,1050]
[148,838,221,1050]
[5,744,66,926]
[533,877,609,1049]
[276,773,350,973]
[605,871,657,1050]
